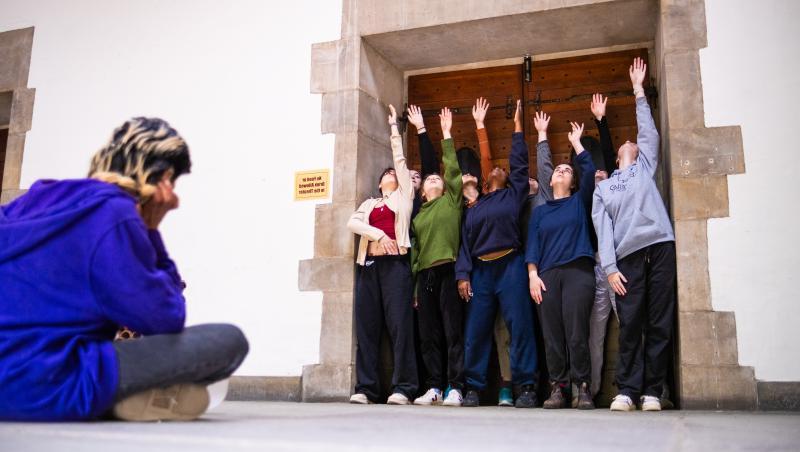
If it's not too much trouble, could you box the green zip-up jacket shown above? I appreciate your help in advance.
[410,138,463,276]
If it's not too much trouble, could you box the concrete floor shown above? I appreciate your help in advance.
[2,402,799,452]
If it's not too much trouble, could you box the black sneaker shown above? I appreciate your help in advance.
[543,384,566,409]
[462,389,480,407]
[576,382,595,410]
[514,385,537,408]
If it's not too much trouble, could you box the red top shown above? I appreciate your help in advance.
[369,204,396,240]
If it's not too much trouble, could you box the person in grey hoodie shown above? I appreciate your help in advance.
[592,58,676,412]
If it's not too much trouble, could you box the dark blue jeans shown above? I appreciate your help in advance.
[464,251,537,391]
[113,324,249,400]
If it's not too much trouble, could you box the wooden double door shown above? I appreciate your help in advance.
[406,48,652,178]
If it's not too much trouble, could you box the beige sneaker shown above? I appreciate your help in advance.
[641,395,662,411]
[112,384,209,421]
[609,394,635,412]
[349,393,372,404]
[387,392,411,405]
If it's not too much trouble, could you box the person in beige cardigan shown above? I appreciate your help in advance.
[346,105,418,405]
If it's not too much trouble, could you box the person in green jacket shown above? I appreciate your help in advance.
[410,107,465,407]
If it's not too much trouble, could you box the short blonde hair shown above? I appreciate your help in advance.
[89,117,191,201]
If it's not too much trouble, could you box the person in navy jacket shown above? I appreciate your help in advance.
[526,121,597,410]
[454,101,538,408]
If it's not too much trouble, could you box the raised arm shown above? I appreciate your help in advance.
[591,93,617,173]
[388,105,413,199]
[630,58,659,176]
[534,110,554,202]
[508,100,530,204]
[473,97,493,192]
[440,107,463,204]
[408,105,439,177]
[568,121,597,210]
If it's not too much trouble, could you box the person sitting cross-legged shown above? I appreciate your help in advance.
[0,117,249,422]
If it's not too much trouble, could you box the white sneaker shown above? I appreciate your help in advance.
[387,392,411,405]
[641,395,662,411]
[610,394,635,412]
[413,388,442,406]
[349,393,371,404]
[442,388,463,407]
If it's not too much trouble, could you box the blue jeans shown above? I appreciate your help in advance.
[113,324,249,400]
[463,251,537,390]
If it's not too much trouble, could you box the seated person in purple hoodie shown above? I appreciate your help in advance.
[0,117,248,422]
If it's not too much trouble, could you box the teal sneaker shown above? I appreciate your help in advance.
[498,387,514,407]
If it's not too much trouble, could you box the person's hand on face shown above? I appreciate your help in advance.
[138,171,179,230]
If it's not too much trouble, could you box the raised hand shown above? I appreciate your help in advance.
[472,97,490,129]
[513,99,522,133]
[388,104,398,126]
[568,121,585,154]
[629,57,647,93]
[439,107,453,139]
[407,105,425,131]
[533,110,550,134]
[590,93,607,121]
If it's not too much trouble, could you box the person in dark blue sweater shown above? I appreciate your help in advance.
[526,121,597,410]
[454,100,538,409]
[0,117,248,421]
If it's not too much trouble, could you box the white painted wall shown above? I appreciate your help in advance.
[0,0,342,376]
[702,0,800,381]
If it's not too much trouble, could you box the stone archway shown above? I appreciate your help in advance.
[301,0,756,409]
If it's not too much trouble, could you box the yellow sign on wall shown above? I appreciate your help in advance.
[294,169,330,201]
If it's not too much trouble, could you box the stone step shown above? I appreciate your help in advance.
[680,364,756,410]
[679,310,740,366]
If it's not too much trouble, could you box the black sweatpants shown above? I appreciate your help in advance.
[355,255,419,400]
[417,262,464,391]
[113,324,249,400]
[537,257,595,387]
[615,241,676,399]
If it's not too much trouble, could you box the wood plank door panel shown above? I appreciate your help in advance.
[407,48,652,180]
[407,65,523,173]
[526,48,651,171]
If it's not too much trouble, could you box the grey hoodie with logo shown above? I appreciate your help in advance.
[592,96,675,276]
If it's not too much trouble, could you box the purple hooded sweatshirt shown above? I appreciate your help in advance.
[0,179,185,421]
